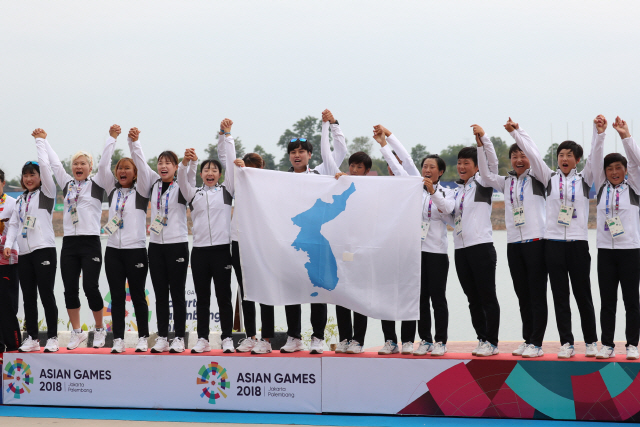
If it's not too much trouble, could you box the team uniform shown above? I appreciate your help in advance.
[129,137,196,353]
[180,135,236,354]
[0,193,21,351]
[451,135,500,356]
[99,136,152,353]
[592,133,640,359]
[478,130,548,357]
[515,126,599,358]
[5,140,59,352]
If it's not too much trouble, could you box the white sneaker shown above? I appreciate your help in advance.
[378,340,399,355]
[334,339,350,353]
[586,342,598,357]
[18,336,40,352]
[476,341,499,357]
[558,343,575,359]
[135,337,148,352]
[309,337,324,354]
[222,337,235,353]
[401,342,414,355]
[236,338,257,353]
[522,344,544,358]
[151,336,170,353]
[431,342,447,356]
[67,330,88,350]
[169,337,185,353]
[512,342,527,356]
[346,340,363,354]
[251,339,272,354]
[596,345,615,359]
[44,337,59,353]
[280,336,304,353]
[472,340,484,356]
[93,329,107,348]
[627,345,639,360]
[191,337,211,354]
[111,338,125,353]
[413,340,434,356]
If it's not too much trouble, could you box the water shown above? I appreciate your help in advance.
[20,230,625,346]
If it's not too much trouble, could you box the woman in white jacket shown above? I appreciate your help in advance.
[4,129,59,352]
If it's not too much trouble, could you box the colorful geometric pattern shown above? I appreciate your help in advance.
[3,358,34,400]
[398,360,640,421]
[197,361,230,404]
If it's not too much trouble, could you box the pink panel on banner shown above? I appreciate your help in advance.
[571,370,620,421]
[612,372,640,421]
[427,362,491,416]
[489,382,535,419]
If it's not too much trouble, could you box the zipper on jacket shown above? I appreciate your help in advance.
[206,190,213,246]
[516,176,523,242]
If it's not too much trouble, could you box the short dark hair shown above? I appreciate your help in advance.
[243,153,264,169]
[421,155,446,174]
[556,140,583,162]
[200,159,222,173]
[21,162,41,190]
[604,153,627,170]
[158,150,179,177]
[508,143,523,158]
[457,146,478,166]
[348,152,372,170]
[287,138,314,154]
[0,168,4,183]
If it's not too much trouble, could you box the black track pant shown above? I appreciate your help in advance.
[507,240,548,347]
[598,248,640,348]
[192,244,233,340]
[20,248,58,339]
[381,320,398,343]
[149,242,189,338]
[105,247,149,340]
[0,264,21,350]
[455,243,500,346]
[545,240,597,345]
[0,263,19,314]
[232,241,274,339]
[61,236,103,311]
[285,303,327,340]
[336,306,367,345]
[402,252,449,344]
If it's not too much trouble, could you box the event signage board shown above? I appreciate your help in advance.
[2,353,321,413]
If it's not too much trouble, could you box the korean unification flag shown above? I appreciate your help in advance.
[234,167,422,320]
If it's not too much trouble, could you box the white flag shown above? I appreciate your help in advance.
[234,167,422,320]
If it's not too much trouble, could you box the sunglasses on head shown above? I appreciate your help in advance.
[24,161,39,166]
[289,138,308,143]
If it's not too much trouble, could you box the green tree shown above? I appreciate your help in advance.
[490,136,510,175]
[370,158,390,176]
[253,145,276,170]
[348,136,373,156]
[94,148,127,173]
[410,144,430,170]
[276,116,323,171]
[204,137,246,162]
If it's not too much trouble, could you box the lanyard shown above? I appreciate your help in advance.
[18,192,35,224]
[509,176,527,206]
[456,187,466,216]
[157,181,173,218]
[116,188,134,218]
[66,180,85,211]
[605,185,621,219]
[422,192,433,221]
[559,174,576,204]
[0,193,6,207]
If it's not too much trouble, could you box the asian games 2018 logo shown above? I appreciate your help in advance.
[197,361,230,404]
[3,358,34,399]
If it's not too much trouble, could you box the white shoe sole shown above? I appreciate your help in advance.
[67,336,88,350]
[170,348,185,353]
[223,348,235,353]
[280,348,302,353]
[135,348,148,353]
[557,353,575,359]
[310,349,323,354]
[151,348,169,353]
[44,348,59,353]
[432,352,446,356]
[111,349,125,354]
[627,355,639,360]
[236,348,253,353]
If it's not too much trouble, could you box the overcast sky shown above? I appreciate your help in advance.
[2,1,639,180]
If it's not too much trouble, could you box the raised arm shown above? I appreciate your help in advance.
[41,135,72,189]
[582,116,606,187]
[476,132,505,192]
[33,132,57,199]
[374,125,420,176]
[615,117,640,191]
[323,110,348,167]
[223,135,238,196]
[217,118,230,168]
[127,128,159,197]
[505,118,552,185]
[92,125,120,193]
[178,149,198,203]
[316,119,340,176]
[373,128,407,176]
